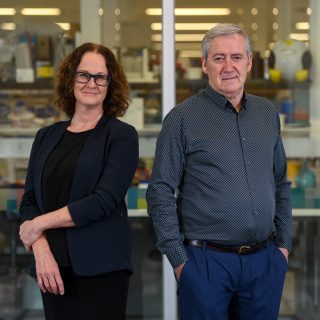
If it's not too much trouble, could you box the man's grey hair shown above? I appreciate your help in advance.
[202,23,251,60]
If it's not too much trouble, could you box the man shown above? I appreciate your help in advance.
[147,23,292,320]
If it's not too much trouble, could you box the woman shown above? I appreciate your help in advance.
[19,43,139,320]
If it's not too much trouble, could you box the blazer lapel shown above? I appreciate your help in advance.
[34,121,70,211]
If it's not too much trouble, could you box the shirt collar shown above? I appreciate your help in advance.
[204,85,248,111]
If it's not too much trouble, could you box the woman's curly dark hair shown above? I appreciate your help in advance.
[54,43,130,118]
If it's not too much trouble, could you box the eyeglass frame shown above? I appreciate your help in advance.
[74,71,112,87]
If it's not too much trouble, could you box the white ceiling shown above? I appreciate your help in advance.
[0,0,310,52]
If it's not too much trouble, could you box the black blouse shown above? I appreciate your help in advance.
[41,129,91,266]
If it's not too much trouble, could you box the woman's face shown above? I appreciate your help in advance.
[74,51,109,110]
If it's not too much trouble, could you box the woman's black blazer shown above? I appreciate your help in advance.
[20,116,139,276]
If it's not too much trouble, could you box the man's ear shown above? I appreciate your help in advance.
[247,53,253,72]
[201,57,208,75]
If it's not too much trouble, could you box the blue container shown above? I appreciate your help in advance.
[280,99,294,123]
[127,187,138,209]
[291,187,305,208]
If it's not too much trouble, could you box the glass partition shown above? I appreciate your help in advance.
[101,2,163,317]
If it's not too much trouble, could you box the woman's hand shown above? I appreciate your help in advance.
[32,236,65,295]
[19,218,43,251]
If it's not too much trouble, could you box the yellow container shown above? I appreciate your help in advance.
[287,160,301,187]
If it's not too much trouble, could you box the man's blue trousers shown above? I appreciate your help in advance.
[178,241,288,320]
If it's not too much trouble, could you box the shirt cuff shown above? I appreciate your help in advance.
[274,235,292,252]
[165,243,188,269]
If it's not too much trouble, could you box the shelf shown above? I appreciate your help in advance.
[1,208,317,219]
[0,127,39,137]
[281,126,311,138]
[128,209,320,218]
[0,125,161,138]
[0,137,34,158]
[292,209,320,217]
[1,126,320,158]
[128,209,148,217]
[174,78,311,90]
[0,88,53,96]
[0,125,309,138]
[245,78,311,90]
[281,124,320,157]
[138,125,161,137]
[128,78,159,84]
[0,126,161,159]
[0,79,54,91]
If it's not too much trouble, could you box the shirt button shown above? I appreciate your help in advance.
[254,210,258,215]
[247,161,251,165]
[242,137,246,141]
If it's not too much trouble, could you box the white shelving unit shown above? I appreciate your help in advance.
[282,126,320,158]
[128,209,149,217]
[293,209,320,216]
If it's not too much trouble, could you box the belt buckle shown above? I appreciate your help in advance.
[238,245,251,254]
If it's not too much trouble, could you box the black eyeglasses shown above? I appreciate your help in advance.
[74,72,111,87]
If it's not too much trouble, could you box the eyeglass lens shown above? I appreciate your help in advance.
[75,72,110,86]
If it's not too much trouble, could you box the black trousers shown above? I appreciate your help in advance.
[41,267,130,320]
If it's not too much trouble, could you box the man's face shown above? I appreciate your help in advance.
[201,33,252,98]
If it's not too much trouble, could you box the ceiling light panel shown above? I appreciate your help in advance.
[151,23,218,31]
[289,33,309,41]
[295,22,310,30]
[21,8,61,16]
[55,23,71,30]
[175,8,230,16]
[146,8,230,16]
[1,22,16,30]
[152,34,205,42]
[179,50,202,58]
[0,8,16,15]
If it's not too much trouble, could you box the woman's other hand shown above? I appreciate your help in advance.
[32,235,65,295]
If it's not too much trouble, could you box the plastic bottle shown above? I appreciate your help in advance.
[280,99,294,124]
[296,159,317,188]
[295,159,317,208]
[0,94,10,126]
[144,94,161,125]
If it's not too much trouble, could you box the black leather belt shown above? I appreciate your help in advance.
[184,238,269,255]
